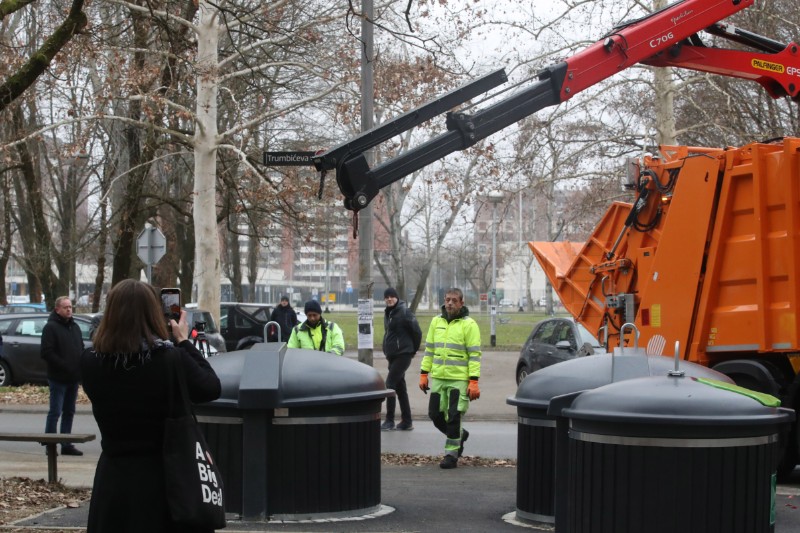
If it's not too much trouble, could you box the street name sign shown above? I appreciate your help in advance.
[263,151,316,166]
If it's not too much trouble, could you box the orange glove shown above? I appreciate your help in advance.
[419,373,429,392]
[468,379,480,401]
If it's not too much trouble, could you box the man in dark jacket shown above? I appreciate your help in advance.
[269,295,299,342]
[381,287,422,430]
[41,296,85,455]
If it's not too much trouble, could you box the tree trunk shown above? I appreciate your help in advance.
[10,104,59,306]
[109,121,148,286]
[91,194,109,313]
[652,0,676,146]
[246,223,258,302]
[193,2,221,322]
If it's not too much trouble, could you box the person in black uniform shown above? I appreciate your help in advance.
[81,280,221,533]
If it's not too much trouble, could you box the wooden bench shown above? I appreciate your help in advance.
[0,433,96,483]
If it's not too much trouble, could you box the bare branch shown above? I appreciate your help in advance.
[0,0,87,112]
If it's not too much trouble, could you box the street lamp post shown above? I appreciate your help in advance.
[487,190,504,347]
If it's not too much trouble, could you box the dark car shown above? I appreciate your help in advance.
[515,317,602,385]
[218,302,275,351]
[82,309,225,356]
[0,313,93,387]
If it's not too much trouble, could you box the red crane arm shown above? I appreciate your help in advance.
[559,0,758,100]
[643,41,800,101]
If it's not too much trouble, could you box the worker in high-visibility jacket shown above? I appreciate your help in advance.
[287,300,345,355]
[419,287,481,469]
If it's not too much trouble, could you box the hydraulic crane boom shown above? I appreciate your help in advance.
[313,0,799,212]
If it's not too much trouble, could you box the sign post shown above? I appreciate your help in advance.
[136,225,167,283]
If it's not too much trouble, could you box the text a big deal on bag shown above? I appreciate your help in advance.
[195,441,223,506]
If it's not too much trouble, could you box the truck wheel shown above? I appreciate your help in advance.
[0,360,13,387]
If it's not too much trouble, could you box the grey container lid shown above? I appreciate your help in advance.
[507,350,733,410]
[208,342,392,410]
[562,375,794,429]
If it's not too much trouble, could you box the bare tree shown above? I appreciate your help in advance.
[0,0,87,112]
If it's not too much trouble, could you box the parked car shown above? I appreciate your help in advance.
[218,302,276,351]
[0,303,47,314]
[86,308,225,355]
[0,313,93,387]
[515,317,602,385]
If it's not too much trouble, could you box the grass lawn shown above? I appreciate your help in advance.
[321,309,561,352]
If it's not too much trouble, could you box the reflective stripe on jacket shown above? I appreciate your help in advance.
[421,308,481,380]
[287,319,345,355]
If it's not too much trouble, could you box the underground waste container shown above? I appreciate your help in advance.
[506,346,733,527]
[562,374,794,533]
[194,342,393,521]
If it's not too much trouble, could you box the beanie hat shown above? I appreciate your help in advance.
[280,295,289,302]
[384,287,399,299]
[304,300,322,314]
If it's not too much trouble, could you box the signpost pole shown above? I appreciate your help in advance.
[357,0,375,367]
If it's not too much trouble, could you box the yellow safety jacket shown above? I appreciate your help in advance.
[287,319,345,355]
[421,306,481,380]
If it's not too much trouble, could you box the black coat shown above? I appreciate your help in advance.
[383,300,422,357]
[40,312,84,382]
[269,304,299,342]
[81,340,221,533]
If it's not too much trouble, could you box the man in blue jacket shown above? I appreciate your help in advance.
[381,288,422,431]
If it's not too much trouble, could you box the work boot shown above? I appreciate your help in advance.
[380,420,395,431]
[458,429,469,457]
[395,420,414,431]
[439,454,458,469]
[61,446,83,456]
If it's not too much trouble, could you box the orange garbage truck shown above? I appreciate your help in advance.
[315,0,800,467]
[531,138,800,472]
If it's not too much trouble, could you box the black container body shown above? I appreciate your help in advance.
[267,403,382,517]
[196,345,391,521]
[567,435,779,533]
[516,413,557,522]
[508,354,737,527]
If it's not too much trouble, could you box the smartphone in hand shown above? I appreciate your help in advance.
[160,288,181,322]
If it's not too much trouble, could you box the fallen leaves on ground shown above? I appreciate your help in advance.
[0,477,90,529]
[382,452,515,467]
[0,385,89,405]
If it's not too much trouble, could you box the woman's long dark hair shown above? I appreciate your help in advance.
[92,280,170,353]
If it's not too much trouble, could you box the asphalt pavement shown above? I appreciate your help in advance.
[3,350,800,532]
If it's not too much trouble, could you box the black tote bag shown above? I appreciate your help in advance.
[163,349,226,529]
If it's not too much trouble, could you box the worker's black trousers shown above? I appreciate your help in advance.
[428,389,462,445]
